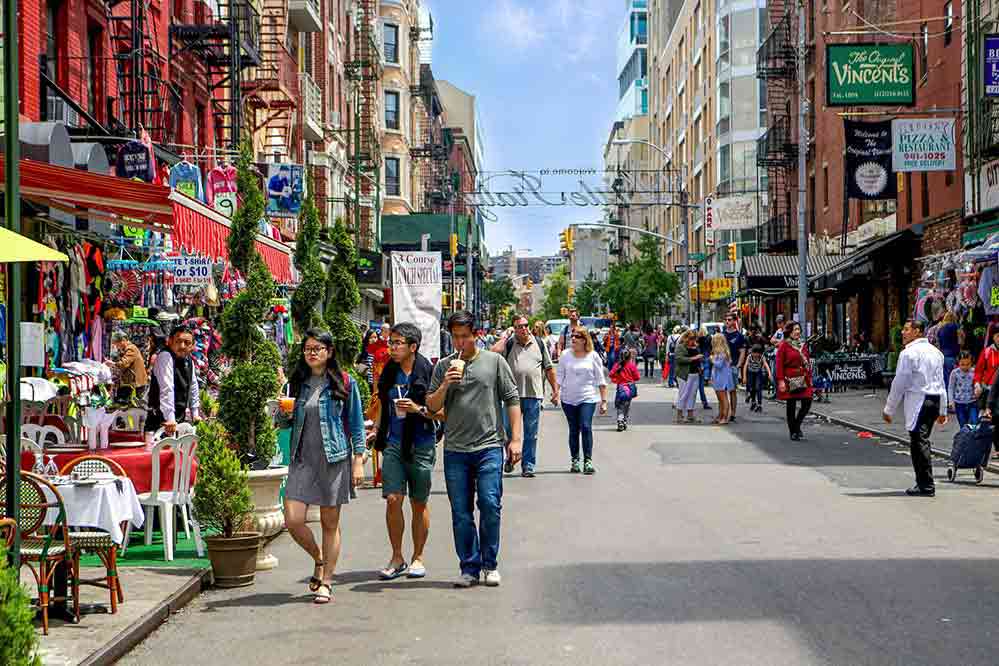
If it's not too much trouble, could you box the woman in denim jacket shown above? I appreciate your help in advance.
[282,328,366,604]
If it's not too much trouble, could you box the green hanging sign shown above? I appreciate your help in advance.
[826,43,916,106]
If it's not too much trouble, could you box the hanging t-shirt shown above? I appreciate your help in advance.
[978,266,999,316]
[115,140,155,182]
[206,165,238,218]
[169,162,205,202]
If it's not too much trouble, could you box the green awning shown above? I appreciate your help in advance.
[963,217,999,246]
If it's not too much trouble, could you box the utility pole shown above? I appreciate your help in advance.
[681,186,691,325]
[796,1,808,327]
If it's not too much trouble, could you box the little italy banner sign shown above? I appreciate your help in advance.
[826,43,915,106]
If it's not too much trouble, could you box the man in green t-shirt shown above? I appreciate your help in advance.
[428,311,522,588]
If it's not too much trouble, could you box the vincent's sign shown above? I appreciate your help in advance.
[826,43,915,106]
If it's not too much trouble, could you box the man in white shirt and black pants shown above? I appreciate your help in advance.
[883,320,948,497]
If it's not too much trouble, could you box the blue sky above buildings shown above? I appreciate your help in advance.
[427,0,620,257]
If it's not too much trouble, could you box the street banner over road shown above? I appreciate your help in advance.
[891,118,956,172]
[392,251,442,359]
[826,43,915,106]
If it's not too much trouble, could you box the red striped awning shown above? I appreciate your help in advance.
[170,192,294,284]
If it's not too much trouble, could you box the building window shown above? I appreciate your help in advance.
[920,24,929,81]
[385,157,400,196]
[46,0,61,81]
[385,91,399,130]
[84,26,101,117]
[944,2,953,46]
[822,165,829,208]
[384,24,399,64]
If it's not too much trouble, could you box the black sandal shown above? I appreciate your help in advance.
[314,583,333,604]
[308,560,325,592]
[379,561,409,580]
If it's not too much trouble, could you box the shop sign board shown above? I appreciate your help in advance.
[845,119,897,200]
[891,118,956,172]
[174,255,214,285]
[265,163,305,218]
[707,193,760,230]
[826,43,915,106]
[985,35,999,97]
[391,252,442,359]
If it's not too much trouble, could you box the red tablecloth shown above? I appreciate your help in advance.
[20,446,197,495]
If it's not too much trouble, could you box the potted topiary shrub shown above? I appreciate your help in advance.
[0,544,43,664]
[194,419,260,587]
[216,140,286,570]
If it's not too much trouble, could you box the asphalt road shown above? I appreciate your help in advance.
[122,382,999,665]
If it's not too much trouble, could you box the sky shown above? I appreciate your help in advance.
[425,0,622,257]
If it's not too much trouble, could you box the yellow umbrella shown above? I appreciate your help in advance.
[0,226,69,263]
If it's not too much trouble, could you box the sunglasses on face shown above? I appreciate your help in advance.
[572,334,586,340]
[514,323,529,329]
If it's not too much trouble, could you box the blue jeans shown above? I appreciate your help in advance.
[606,348,618,370]
[699,359,710,406]
[519,398,541,471]
[943,356,956,394]
[667,354,676,386]
[746,370,765,405]
[562,401,596,460]
[955,402,979,429]
[443,447,504,577]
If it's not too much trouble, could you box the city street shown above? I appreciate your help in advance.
[122,381,999,666]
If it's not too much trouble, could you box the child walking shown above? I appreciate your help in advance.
[709,333,734,424]
[949,351,979,428]
[610,348,641,431]
[743,344,773,413]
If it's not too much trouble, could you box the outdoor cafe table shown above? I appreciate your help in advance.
[20,446,198,494]
[43,476,144,545]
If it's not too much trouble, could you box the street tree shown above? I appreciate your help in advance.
[540,264,570,320]
[573,271,604,315]
[601,235,680,323]
[482,276,518,325]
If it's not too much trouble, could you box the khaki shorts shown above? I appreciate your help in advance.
[381,443,436,503]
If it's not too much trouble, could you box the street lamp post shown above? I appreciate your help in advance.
[610,138,691,325]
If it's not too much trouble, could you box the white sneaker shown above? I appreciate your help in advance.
[484,569,502,587]
[454,573,479,588]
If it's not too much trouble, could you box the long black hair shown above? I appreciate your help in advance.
[290,328,349,401]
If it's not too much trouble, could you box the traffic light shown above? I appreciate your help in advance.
[727,243,737,262]
[527,278,534,290]
[450,233,458,257]
[559,229,569,253]
[568,285,576,299]
[566,227,575,251]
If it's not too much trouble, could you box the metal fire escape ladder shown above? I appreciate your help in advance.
[345,0,383,251]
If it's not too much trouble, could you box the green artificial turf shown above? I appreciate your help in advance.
[80,532,210,569]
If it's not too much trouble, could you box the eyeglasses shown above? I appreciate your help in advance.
[572,334,586,340]
[388,339,410,347]
[514,323,529,329]
[303,346,328,355]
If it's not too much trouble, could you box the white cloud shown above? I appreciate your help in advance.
[484,0,545,52]
[481,0,619,63]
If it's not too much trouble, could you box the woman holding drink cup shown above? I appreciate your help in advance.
[280,329,366,604]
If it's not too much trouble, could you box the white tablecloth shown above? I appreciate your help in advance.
[44,478,144,545]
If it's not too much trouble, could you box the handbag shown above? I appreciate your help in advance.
[615,382,638,403]
[786,374,807,393]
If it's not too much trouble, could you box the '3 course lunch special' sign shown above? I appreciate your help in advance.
[826,43,916,106]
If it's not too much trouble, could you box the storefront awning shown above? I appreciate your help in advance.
[740,254,842,295]
[0,155,174,230]
[812,229,920,291]
[170,192,294,284]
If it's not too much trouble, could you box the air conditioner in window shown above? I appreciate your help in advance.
[46,95,80,127]
[328,111,341,129]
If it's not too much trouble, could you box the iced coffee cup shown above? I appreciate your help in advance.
[451,358,466,378]
[279,396,295,414]
[394,398,407,418]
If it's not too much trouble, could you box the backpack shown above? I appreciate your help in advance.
[505,335,548,361]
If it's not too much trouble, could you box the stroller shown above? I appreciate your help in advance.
[948,421,993,484]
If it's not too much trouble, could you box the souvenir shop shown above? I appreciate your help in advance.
[2,155,295,461]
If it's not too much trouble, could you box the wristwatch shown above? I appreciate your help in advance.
[419,406,430,418]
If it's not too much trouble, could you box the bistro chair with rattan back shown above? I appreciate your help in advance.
[21,400,48,425]
[0,472,79,633]
[0,517,15,548]
[58,456,129,612]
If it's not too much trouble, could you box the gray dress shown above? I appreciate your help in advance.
[285,375,356,507]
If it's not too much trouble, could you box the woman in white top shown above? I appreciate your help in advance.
[557,325,608,475]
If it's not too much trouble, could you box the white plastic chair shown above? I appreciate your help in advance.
[172,433,204,557]
[21,424,66,448]
[111,408,147,433]
[137,433,182,561]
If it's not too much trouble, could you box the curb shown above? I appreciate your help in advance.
[811,409,999,475]
[78,568,211,666]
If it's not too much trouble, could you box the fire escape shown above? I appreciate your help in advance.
[410,64,451,214]
[756,8,798,254]
[345,0,383,251]
[169,0,262,151]
[107,0,182,144]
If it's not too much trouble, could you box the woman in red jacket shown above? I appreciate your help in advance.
[775,321,814,441]
[974,325,999,406]
[610,348,641,431]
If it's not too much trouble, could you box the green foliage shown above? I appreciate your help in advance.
[192,420,253,538]
[572,273,604,315]
[348,367,371,411]
[890,325,904,351]
[218,140,282,465]
[291,174,327,334]
[482,277,518,325]
[200,388,219,419]
[601,236,680,322]
[0,545,43,666]
[540,264,570,321]
[323,218,362,366]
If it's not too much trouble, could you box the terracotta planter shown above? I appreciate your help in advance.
[205,532,261,588]
[247,466,289,570]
